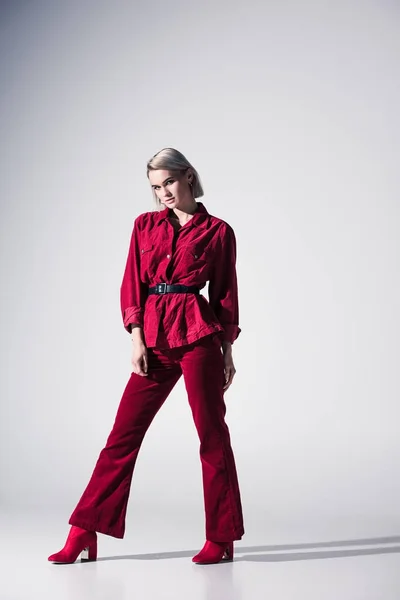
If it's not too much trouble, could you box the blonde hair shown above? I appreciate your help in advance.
[146,147,204,209]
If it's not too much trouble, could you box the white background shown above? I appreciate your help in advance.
[1,0,399,550]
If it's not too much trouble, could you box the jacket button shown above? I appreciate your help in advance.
[167,254,170,258]
[194,254,198,258]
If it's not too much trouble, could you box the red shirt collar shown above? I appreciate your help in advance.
[155,201,210,228]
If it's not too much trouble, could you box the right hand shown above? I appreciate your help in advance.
[131,342,148,376]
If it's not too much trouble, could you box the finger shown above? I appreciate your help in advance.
[132,362,147,377]
[139,357,148,376]
[227,368,236,386]
[222,369,228,390]
[143,354,148,374]
[223,368,234,390]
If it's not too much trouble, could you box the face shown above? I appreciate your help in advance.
[149,169,193,209]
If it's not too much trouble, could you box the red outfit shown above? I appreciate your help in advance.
[120,201,241,348]
[69,334,244,540]
[68,201,244,542]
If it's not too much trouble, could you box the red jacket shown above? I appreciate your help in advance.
[120,201,241,348]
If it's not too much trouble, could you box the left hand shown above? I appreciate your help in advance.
[222,347,236,391]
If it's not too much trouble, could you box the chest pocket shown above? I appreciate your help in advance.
[186,240,209,260]
[184,241,211,276]
[140,244,155,278]
[189,247,206,260]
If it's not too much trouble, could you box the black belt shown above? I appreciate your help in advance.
[148,283,200,295]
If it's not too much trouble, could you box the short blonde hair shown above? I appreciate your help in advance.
[146,147,204,209]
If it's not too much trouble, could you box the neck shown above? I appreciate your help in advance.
[170,200,198,222]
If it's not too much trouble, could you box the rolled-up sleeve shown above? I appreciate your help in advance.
[120,217,147,333]
[208,223,241,344]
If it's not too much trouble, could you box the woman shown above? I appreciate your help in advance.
[48,147,244,565]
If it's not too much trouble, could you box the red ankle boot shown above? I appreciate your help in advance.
[48,526,97,564]
[192,540,234,564]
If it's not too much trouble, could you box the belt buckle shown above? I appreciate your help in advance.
[157,283,167,294]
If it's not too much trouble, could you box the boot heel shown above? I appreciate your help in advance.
[80,541,97,562]
[223,542,234,561]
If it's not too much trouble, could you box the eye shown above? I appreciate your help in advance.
[153,179,174,190]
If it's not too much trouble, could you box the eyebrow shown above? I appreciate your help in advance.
[151,176,174,188]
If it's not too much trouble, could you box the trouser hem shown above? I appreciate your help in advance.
[205,528,245,543]
[68,517,124,539]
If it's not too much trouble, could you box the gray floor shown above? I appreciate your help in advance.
[1,511,400,599]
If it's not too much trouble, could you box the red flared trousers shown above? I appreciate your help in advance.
[69,333,244,541]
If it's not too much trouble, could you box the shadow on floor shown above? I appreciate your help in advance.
[95,534,400,563]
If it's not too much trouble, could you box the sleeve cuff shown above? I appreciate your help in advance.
[122,307,144,332]
[221,324,241,345]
